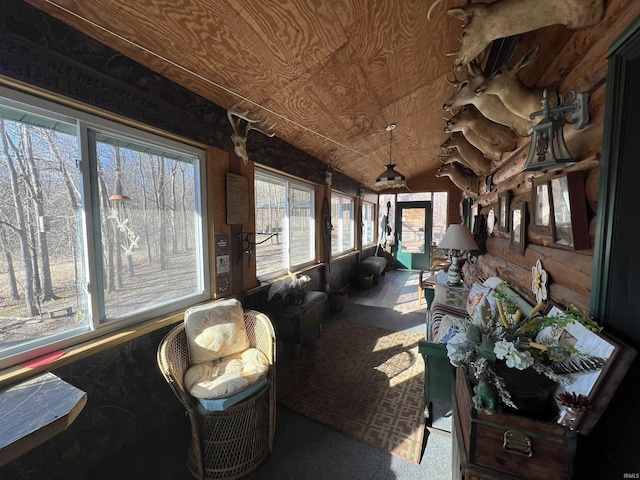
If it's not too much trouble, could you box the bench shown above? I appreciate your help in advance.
[358,256,387,285]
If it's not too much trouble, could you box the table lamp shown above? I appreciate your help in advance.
[438,224,479,286]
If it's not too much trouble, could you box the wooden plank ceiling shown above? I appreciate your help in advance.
[23,0,564,190]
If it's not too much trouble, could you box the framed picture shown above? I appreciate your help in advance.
[549,171,591,250]
[530,176,552,237]
[497,191,511,233]
[509,201,526,255]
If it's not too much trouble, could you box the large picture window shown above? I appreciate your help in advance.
[331,191,354,255]
[254,169,315,278]
[0,88,208,368]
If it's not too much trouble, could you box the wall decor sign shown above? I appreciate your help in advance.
[216,255,230,274]
[215,234,229,254]
[216,275,230,294]
[226,173,250,225]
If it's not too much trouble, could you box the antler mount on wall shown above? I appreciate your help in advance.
[227,103,276,164]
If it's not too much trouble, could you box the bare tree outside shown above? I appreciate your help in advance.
[0,102,204,358]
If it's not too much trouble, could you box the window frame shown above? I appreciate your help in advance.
[361,200,376,247]
[0,86,209,369]
[254,167,316,280]
[331,190,355,256]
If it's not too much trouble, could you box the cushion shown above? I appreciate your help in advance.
[184,347,270,399]
[184,298,250,365]
[197,378,269,411]
[466,282,498,318]
[359,256,387,275]
[434,314,459,343]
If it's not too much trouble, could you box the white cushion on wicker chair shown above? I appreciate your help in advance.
[184,298,250,365]
[184,347,270,399]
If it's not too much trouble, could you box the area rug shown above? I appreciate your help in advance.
[277,319,426,464]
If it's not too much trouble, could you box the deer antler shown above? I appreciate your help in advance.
[445,67,462,86]
[227,103,276,164]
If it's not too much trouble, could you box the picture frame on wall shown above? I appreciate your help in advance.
[549,171,591,250]
[497,191,511,233]
[530,176,552,237]
[510,201,527,255]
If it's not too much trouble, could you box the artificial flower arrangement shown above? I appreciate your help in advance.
[445,282,605,419]
[267,272,311,305]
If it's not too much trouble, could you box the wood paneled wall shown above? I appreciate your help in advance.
[459,0,640,313]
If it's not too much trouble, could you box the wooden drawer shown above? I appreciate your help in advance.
[453,368,577,480]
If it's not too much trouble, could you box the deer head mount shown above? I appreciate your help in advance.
[435,161,479,198]
[227,104,276,164]
[440,132,492,176]
[442,62,532,136]
[444,0,605,69]
[474,44,559,121]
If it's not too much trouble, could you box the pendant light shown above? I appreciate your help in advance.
[375,124,406,189]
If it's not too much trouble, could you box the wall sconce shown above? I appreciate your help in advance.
[522,89,589,172]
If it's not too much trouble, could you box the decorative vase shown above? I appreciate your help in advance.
[494,364,558,421]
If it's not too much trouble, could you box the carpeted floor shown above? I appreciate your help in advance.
[277,319,426,464]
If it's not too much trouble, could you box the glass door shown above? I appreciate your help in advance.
[394,201,432,270]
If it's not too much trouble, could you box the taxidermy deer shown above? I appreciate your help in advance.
[442,62,532,136]
[441,132,492,176]
[445,105,517,152]
[227,105,276,165]
[444,117,501,162]
[444,0,605,69]
[435,161,479,198]
[444,107,514,162]
[474,45,559,121]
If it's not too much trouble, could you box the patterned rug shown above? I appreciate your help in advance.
[277,319,426,464]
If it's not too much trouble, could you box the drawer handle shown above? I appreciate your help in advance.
[503,429,532,457]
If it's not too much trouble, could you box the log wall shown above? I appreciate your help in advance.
[434,0,640,313]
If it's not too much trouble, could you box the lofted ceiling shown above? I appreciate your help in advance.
[23,0,562,190]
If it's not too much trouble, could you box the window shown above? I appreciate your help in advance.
[0,87,208,368]
[362,201,375,246]
[254,169,315,278]
[331,191,354,255]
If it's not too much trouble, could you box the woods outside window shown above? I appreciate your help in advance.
[0,87,208,369]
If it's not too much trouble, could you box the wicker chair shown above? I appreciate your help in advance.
[157,309,276,480]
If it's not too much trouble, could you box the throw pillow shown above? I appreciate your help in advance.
[466,282,498,318]
[184,348,270,399]
[184,298,250,365]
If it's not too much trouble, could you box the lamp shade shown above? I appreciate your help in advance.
[439,224,479,252]
[375,164,406,189]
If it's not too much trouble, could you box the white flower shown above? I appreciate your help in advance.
[531,259,548,304]
[494,340,534,370]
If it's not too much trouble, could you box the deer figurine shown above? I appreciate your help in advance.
[474,45,559,121]
[444,0,605,69]
[441,132,492,176]
[227,104,276,164]
[435,162,479,198]
[442,61,532,136]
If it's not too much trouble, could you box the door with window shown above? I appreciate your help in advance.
[394,201,432,270]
